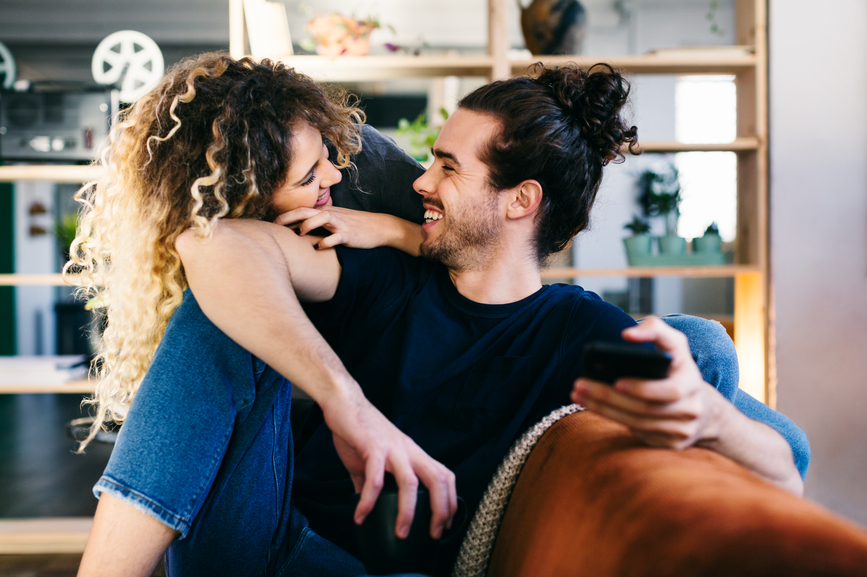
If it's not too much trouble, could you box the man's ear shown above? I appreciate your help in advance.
[505,180,543,221]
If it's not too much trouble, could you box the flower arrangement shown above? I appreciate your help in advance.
[303,14,382,56]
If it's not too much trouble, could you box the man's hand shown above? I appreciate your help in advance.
[275,206,421,255]
[571,317,803,495]
[571,317,724,450]
[321,385,458,540]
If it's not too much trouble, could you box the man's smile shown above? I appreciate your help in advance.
[423,208,444,224]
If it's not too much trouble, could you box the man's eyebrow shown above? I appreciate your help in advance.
[431,147,461,167]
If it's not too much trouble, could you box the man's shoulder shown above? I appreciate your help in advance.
[536,283,634,329]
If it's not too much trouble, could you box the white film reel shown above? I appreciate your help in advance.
[92,30,165,103]
[0,40,16,90]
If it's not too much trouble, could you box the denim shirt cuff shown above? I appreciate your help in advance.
[94,475,192,538]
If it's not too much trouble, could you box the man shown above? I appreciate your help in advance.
[80,64,805,577]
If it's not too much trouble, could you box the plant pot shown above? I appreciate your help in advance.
[623,234,652,256]
[657,235,686,255]
[693,233,722,253]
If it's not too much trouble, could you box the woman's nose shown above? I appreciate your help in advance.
[322,159,342,188]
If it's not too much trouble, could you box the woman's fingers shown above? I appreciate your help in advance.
[390,455,419,539]
[274,207,319,226]
[355,452,385,525]
[316,233,344,250]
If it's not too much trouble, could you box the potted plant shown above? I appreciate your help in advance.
[623,214,652,261]
[396,107,448,162]
[637,164,684,255]
[694,221,722,253]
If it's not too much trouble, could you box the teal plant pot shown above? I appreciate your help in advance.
[623,234,652,254]
[694,233,722,253]
[623,234,652,266]
[657,235,686,255]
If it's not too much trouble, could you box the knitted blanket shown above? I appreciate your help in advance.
[451,404,584,577]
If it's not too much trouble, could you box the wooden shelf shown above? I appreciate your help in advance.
[633,137,760,153]
[0,165,103,183]
[540,265,758,279]
[511,51,756,76]
[252,49,756,83]
[0,274,66,286]
[0,379,94,395]
[268,55,496,81]
[0,518,92,554]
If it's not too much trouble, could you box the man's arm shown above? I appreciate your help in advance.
[571,317,803,496]
[175,220,456,537]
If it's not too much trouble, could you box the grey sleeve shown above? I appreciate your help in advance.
[329,124,426,224]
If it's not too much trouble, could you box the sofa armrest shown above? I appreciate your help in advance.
[488,411,867,577]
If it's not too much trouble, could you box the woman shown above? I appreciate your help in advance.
[71,52,452,577]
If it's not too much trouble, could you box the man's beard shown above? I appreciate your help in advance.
[420,192,502,271]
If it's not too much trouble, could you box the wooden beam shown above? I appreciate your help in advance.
[0,518,92,554]
[488,0,510,80]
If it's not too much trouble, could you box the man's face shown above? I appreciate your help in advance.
[413,109,504,271]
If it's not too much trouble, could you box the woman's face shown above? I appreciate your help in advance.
[272,122,343,214]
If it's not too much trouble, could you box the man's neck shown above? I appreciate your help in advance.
[447,251,543,305]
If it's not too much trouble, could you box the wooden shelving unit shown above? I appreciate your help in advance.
[0,3,771,398]
[229,0,772,404]
[0,0,770,555]
[0,0,771,403]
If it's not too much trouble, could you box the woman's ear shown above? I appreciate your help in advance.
[506,180,543,221]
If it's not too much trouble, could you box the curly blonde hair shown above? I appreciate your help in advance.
[66,52,364,449]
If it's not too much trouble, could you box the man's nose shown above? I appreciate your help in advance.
[414,167,436,197]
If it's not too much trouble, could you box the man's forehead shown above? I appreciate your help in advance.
[436,109,500,165]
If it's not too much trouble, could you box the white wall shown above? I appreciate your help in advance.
[770,0,867,525]
[13,181,57,355]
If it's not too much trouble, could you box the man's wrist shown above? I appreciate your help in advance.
[696,385,738,451]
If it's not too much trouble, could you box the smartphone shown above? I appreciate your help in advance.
[581,341,672,385]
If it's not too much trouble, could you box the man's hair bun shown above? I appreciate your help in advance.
[457,61,639,262]
[535,63,638,165]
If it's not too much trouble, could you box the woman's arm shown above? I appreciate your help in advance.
[176,220,455,537]
[78,494,178,577]
[276,206,423,256]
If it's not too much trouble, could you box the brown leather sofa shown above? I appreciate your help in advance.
[488,411,867,577]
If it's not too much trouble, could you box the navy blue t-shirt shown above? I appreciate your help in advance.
[294,246,636,573]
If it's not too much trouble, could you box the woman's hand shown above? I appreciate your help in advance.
[275,206,422,256]
[321,384,458,540]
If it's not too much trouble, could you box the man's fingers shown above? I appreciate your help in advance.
[355,455,385,525]
[622,317,691,360]
[581,395,693,441]
[613,377,686,403]
[391,459,419,539]
[574,378,693,418]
